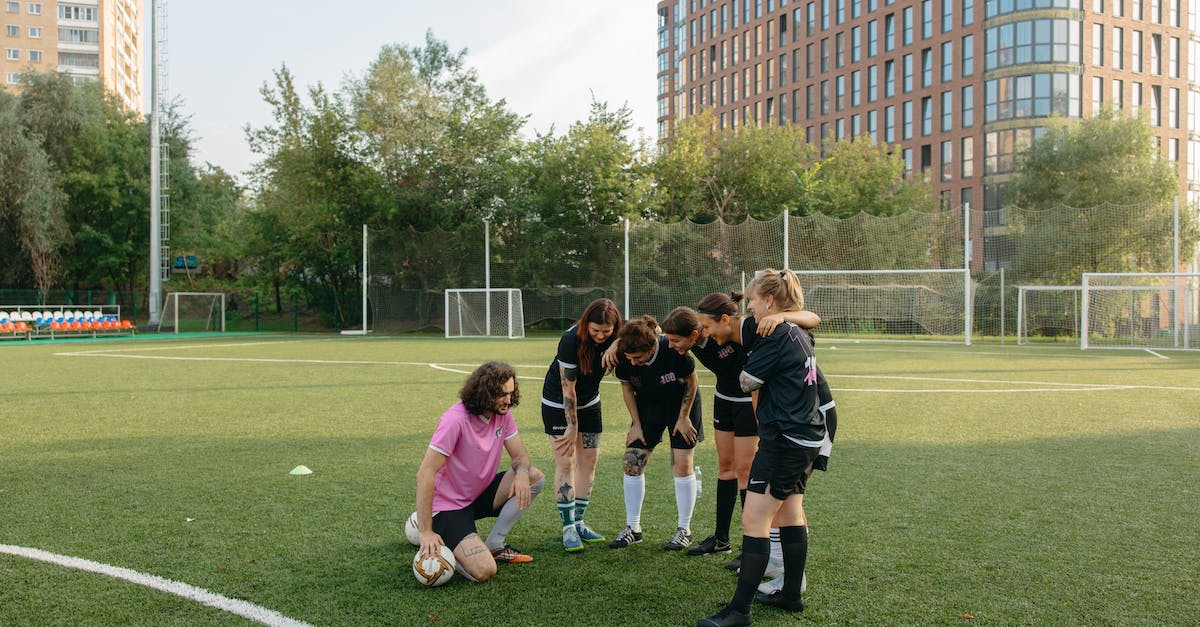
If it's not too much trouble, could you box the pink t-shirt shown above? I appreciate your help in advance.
[428,401,518,512]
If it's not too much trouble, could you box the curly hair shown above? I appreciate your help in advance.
[576,298,622,376]
[618,315,659,355]
[459,361,520,416]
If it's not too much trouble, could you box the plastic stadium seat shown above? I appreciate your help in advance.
[20,311,34,322]
[15,321,29,332]
[120,319,134,330]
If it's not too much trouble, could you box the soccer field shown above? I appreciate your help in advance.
[1,334,1198,625]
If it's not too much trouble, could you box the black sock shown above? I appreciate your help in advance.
[715,478,738,541]
[739,488,747,509]
[730,535,769,613]
[779,525,809,598]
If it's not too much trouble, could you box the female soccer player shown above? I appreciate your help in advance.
[660,298,819,566]
[608,314,704,551]
[698,270,827,627]
[540,298,622,551]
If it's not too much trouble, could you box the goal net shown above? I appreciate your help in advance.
[791,269,972,343]
[157,292,226,334]
[1016,286,1082,344]
[444,289,525,339]
[1082,273,1200,350]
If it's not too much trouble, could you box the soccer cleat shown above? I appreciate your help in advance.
[576,522,606,543]
[696,606,752,627]
[754,590,804,612]
[490,545,533,563]
[664,527,693,551]
[725,554,743,571]
[687,535,733,556]
[563,525,585,552]
[608,526,643,548]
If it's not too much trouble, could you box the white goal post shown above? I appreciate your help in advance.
[1016,286,1082,344]
[1081,272,1199,350]
[157,292,226,334]
[789,269,973,344]
[444,288,525,339]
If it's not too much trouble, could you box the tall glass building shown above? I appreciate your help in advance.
[656,0,1194,270]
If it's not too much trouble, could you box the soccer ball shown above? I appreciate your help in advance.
[412,545,456,587]
[404,512,420,545]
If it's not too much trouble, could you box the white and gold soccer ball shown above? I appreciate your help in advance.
[404,512,420,546]
[412,545,455,587]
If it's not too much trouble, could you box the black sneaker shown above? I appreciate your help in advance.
[663,527,693,551]
[697,606,752,627]
[755,590,804,612]
[608,526,643,548]
[687,534,733,556]
[725,554,743,571]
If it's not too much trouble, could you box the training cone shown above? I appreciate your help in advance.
[289,465,313,476]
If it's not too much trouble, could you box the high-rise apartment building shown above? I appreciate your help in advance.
[656,0,1195,270]
[2,0,143,112]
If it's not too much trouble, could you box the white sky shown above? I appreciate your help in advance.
[161,1,660,181]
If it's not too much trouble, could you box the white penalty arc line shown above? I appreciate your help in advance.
[0,544,312,627]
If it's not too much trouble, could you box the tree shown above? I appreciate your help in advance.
[0,90,69,296]
[807,137,933,218]
[1008,112,1196,281]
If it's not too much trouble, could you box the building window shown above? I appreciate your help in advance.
[984,19,1082,70]
[921,96,932,135]
[58,4,97,20]
[962,137,974,178]
[4,1,17,12]
[5,72,18,84]
[1092,76,1104,114]
[835,32,845,67]
[27,48,38,62]
[1131,81,1142,116]
[963,0,974,24]
[962,84,974,126]
[942,0,953,32]
[868,109,878,142]
[821,79,830,114]
[26,25,38,38]
[1150,33,1160,75]
[941,140,953,181]
[806,84,815,118]
[851,69,862,106]
[1169,36,1179,77]
[921,0,932,39]
[836,75,845,111]
[885,105,895,142]
[868,64,878,101]
[1131,30,1142,72]
[27,2,38,14]
[1149,84,1160,126]
[941,90,953,130]
[902,53,913,92]
[1093,23,1103,66]
[962,35,974,76]
[922,48,933,87]
[4,25,16,37]
[903,100,913,139]
[985,73,1081,121]
[5,47,17,60]
[884,59,895,97]
[868,19,877,56]
[1112,78,1123,110]
[902,7,913,45]
[852,26,861,63]
[852,113,861,135]
[941,40,953,82]
[1112,27,1123,69]
[1168,87,1179,127]
[884,13,895,51]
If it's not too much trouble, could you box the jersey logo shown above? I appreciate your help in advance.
[659,372,678,385]
[495,427,504,439]
[804,356,818,385]
[717,345,735,359]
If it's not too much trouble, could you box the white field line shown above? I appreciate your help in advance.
[1145,349,1170,359]
[0,544,311,627]
[54,350,1200,393]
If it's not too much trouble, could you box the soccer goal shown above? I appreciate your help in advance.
[1016,286,1082,344]
[444,288,525,339]
[1081,273,1200,350]
[157,292,226,334]
[790,269,972,344]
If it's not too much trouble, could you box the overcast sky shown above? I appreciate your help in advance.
[163,1,660,181]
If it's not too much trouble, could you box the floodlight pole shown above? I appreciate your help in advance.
[361,224,368,334]
[148,0,162,326]
[782,209,790,269]
[623,217,630,320]
[484,218,491,337]
[1174,196,1180,347]
[963,201,972,346]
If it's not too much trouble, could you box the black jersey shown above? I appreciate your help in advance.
[690,318,758,403]
[541,325,614,409]
[614,335,696,403]
[741,321,825,444]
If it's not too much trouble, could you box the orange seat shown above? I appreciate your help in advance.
[50,321,61,330]
[15,321,30,332]
[120,319,134,329]
[2,322,14,332]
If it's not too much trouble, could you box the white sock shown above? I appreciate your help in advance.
[623,474,645,531]
[486,477,543,550]
[674,474,697,531]
[769,527,783,563]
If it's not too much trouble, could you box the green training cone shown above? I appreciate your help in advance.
[289,465,313,476]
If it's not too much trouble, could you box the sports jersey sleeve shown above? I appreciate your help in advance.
[740,316,760,351]
[428,409,461,457]
[740,326,784,388]
[501,412,518,440]
[614,358,631,382]
[555,330,580,371]
[677,350,696,379]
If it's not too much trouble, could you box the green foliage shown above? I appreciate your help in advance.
[1009,112,1195,282]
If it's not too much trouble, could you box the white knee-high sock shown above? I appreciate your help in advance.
[623,474,645,531]
[486,477,544,550]
[769,527,783,562]
[674,474,697,531]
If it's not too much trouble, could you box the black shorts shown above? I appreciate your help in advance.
[629,396,704,450]
[746,435,820,501]
[713,396,757,437]
[542,400,603,436]
[432,472,505,550]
